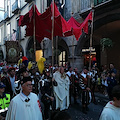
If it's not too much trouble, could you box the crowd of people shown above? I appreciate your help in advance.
[0,58,119,120]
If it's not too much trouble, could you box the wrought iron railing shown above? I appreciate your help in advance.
[4,32,19,41]
[80,0,112,13]
[94,0,111,6]
[25,0,33,3]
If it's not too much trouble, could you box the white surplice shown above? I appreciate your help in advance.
[53,71,70,111]
[6,92,43,120]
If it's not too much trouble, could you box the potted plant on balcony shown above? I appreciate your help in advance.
[100,38,113,51]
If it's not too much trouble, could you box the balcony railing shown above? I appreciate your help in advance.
[80,0,112,13]
[4,32,19,41]
[94,0,111,6]
[12,0,19,14]
[4,11,10,20]
[25,0,33,3]
[4,34,12,41]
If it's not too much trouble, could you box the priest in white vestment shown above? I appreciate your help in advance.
[6,76,43,120]
[53,67,70,111]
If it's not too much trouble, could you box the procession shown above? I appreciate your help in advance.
[0,0,120,120]
[0,58,119,120]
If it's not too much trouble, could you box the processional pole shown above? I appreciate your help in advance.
[18,0,22,58]
[71,0,74,69]
[56,36,58,64]
[51,1,55,109]
[33,0,36,62]
[51,0,55,75]
[42,0,44,57]
[88,0,94,87]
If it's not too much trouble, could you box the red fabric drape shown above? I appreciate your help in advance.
[67,11,92,40]
[67,17,82,40]
[76,11,92,40]
[19,3,92,42]
[19,3,73,43]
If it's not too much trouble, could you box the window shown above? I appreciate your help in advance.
[0,29,1,43]
[59,51,66,66]
[7,23,11,40]
[47,0,52,7]
[16,19,19,40]
[5,0,7,11]
[8,0,10,17]
[0,27,4,43]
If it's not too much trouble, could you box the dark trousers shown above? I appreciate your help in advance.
[82,90,89,105]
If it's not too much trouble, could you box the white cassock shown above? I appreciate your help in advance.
[6,92,43,120]
[53,71,70,111]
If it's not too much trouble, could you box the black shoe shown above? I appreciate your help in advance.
[82,108,87,114]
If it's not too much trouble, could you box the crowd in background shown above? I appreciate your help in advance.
[0,58,119,120]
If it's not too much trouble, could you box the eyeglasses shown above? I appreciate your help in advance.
[26,84,33,87]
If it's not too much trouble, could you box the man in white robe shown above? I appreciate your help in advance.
[99,85,120,120]
[53,67,70,111]
[6,76,43,120]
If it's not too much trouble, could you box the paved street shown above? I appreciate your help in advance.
[66,92,109,120]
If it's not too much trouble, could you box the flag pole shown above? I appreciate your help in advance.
[88,1,94,87]
[52,0,55,75]
[33,1,36,62]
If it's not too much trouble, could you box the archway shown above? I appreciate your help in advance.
[57,38,69,66]
[26,37,42,61]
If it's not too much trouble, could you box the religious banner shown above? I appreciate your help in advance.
[6,41,20,63]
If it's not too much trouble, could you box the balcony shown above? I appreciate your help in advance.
[4,32,20,41]
[4,11,10,21]
[80,0,92,13]
[12,0,19,14]
[94,0,112,6]
[80,0,112,13]
[4,34,12,41]
[25,0,33,3]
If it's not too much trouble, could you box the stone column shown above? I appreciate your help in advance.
[68,56,84,72]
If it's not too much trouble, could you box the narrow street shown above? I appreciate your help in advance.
[66,92,109,120]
